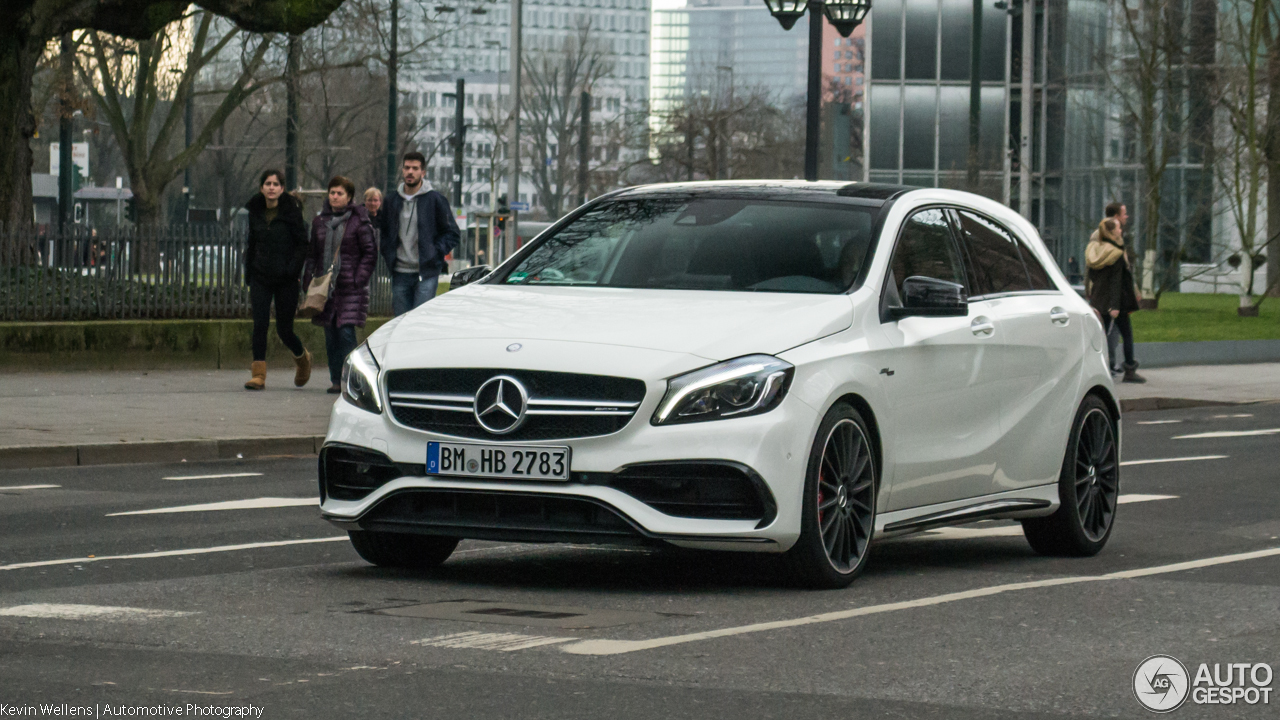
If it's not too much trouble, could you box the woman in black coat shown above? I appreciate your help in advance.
[243,169,312,390]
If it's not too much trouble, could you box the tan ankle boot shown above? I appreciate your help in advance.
[244,361,267,390]
[293,349,312,387]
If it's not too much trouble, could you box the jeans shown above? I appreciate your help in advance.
[325,324,358,386]
[249,277,304,362]
[391,271,440,316]
[1106,313,1136,370]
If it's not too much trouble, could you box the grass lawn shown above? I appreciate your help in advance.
[1131,293,1280,343]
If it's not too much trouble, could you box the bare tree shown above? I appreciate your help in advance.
[1212,0,1276,312]
[75,12,275,226]
[521,21,613,220]
[641,86,804,184]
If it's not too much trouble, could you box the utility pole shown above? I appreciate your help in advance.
[386,0,399,194]
[58,33,74,232]
[504,0,523,263]
[803,9,823,182]
[1018,0,1034,220]
[285,35,300,191]
[577,91,590,207]
[183,85,193,222]
[967,0,984,193]
[453,78,466,208]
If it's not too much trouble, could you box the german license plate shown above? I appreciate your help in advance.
[426,441,571,482]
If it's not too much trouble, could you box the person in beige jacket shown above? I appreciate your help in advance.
[1085,203,1145,383]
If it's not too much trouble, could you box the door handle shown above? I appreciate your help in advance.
[970,316,994,337]
[1050,307,1070,326]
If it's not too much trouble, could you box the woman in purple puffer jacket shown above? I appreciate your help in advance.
[304,176,378,393]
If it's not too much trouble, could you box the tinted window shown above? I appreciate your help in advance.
[888,208,966,301]
[956,210,1031,295]
[498,198,876,294]
[1018,238,1057,291]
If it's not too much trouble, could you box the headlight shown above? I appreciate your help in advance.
[652,355,794,426]
[341,342,383,414]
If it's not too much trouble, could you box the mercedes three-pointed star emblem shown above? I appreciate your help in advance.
[474,375,529,434]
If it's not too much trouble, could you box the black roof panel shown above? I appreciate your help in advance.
[835,183,918,201]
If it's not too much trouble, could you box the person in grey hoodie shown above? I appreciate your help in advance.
[377,151,461,315]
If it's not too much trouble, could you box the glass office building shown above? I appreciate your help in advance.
[864,0,1218,272]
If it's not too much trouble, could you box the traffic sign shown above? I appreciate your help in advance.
[510,201,530,212]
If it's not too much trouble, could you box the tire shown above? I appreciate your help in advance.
[784,402,878,589]
[1022,395,1119,556]
[348,531,459,570]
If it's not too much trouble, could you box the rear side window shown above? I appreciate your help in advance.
[888,208,966,300]
[955,210,1031,295]
[1016,237,1057,291]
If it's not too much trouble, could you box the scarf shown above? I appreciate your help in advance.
[322,209,352,277]
[1085,218,1126,270]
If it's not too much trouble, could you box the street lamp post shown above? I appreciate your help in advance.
[763,0,871,182]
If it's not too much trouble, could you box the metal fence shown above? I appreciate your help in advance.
[0,226,393,322]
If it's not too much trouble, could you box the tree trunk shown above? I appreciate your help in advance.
[0,27,41,242]
[1266,48,1279,294]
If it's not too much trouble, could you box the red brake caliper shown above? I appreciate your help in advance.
[817,472,825,525]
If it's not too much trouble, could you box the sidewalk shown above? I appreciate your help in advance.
[3,364,1278,469]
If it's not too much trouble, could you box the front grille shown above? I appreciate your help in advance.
[385,368,647,440]
[357,489,652,545]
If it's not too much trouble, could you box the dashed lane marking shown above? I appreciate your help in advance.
[1173,428,1280,439]
[162,472,265,481]
[0,484,61,491]
[1118,494,1179,504]
[559,545,1280,656]
[0,604,194,620]
[1121,455,1227,466]
[106,497,316,516]
[1136,420,1182,425]
[413,631,574,651]
[0,536,348,571]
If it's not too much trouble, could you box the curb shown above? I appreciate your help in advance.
[1136,339,1280,368]
[0,435,323,471]
[1118,397,1254,413]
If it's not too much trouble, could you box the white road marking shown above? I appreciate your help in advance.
[413,631,573,652]
[1173,428,1280,439]
[1211,414,1253,419]
[162,472,264,481]
[1118,494,1179,504]
[0,536,348,571]
[107,497,316,516]
[1136,420,1182,425]
[0,484,61,491]
[560,545,1280,656]
[1120,455,1227,466]
[0,604,194,620]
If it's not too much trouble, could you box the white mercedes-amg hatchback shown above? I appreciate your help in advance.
[320,181,1120,588]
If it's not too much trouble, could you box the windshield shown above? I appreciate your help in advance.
[496,197,878,293]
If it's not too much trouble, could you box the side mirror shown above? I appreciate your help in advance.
[450,265,491,288]
[889,276,968,318]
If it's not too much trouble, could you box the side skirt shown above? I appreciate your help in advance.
[874,484,1059,538]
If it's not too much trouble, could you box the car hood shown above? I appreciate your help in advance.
[381,284,854,361]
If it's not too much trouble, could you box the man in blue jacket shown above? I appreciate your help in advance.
[379,151,462,315]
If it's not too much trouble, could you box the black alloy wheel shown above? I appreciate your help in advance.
[786,403,877,588]
[1023,395,1119,556]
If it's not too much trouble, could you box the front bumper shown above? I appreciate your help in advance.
[318,384,819,552]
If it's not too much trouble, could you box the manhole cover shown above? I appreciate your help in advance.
[375,600,665,629]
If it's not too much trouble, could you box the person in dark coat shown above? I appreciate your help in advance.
[243,169,311,391]
[378,151,461,315]
[1086,204,1145,383]
[304,175,378,393]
